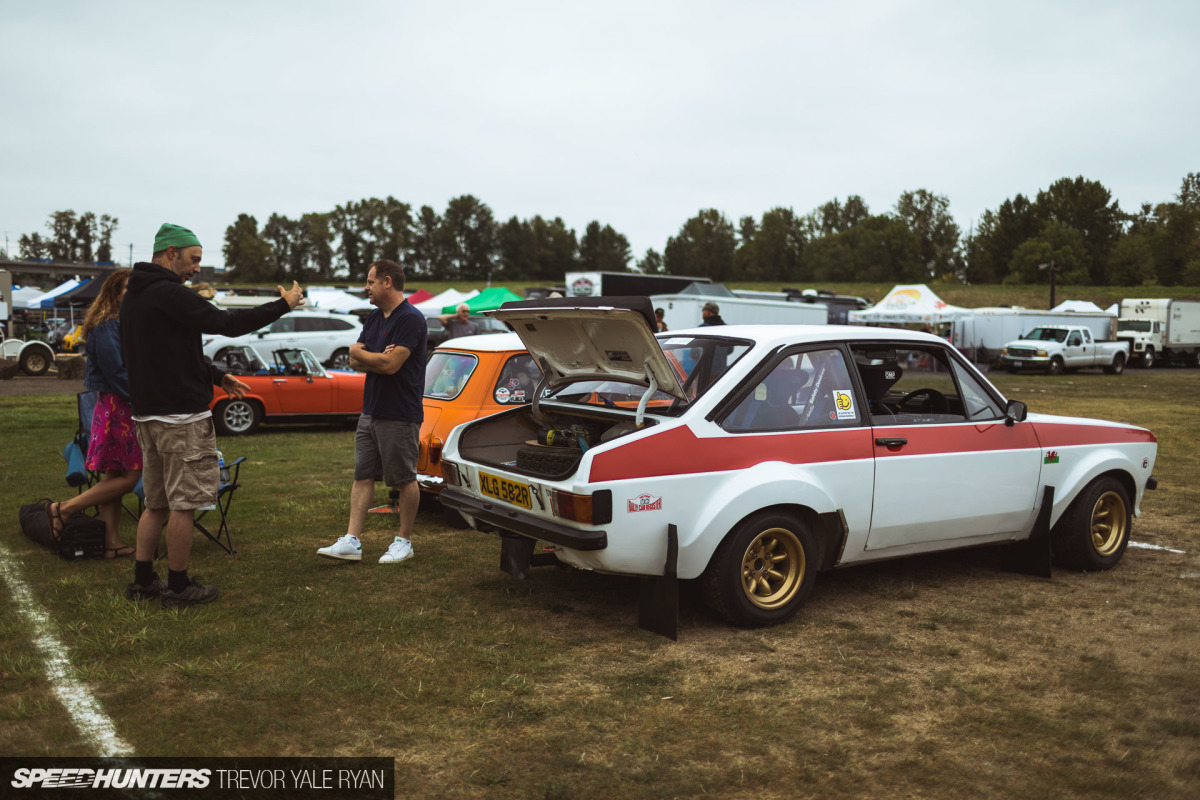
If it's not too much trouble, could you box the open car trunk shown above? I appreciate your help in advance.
[456,404,652,480]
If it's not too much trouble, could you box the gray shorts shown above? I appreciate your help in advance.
[354,415,419,486]
[136,418,219,512]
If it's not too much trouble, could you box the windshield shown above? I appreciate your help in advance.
[424,352,479,400]
[1023,328,1068,343]
[1117,319,1152,333]
[545,334,751,416]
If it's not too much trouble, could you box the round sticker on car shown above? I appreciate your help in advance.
[495,387,511,404]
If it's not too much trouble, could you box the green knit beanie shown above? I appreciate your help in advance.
[153,223,201,252]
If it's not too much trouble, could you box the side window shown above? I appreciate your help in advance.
[269,317,295,334]
[294,317,323,333]
[723,348,860,432]
[493,354,543,405]
[1067,332,1082,346]
[853,344,996,424]
[423,352,478,400]
[327,318,355,331]
[1082,330,1093,343]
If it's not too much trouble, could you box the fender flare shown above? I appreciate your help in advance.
[677,461,841,579]
[1047,447,1143,525]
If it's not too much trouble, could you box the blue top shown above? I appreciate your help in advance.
[358,301,427,422]
[83,318,131,401]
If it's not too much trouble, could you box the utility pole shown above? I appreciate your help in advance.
[129,243,133,267]
[1038,260,1060,309]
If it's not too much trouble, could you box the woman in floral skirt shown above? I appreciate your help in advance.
[49,270,143,557]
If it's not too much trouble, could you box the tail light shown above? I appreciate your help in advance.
[429,436,443,463]
[550,490,611,525]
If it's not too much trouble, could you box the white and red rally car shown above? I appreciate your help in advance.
[439,299,1158,636]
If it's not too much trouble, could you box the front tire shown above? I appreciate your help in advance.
[1051,476,1131,571]
[701,512,817,627]
[1141,347,1156,369]
[328,348,351,370]
[19,345,52,376]
[1047,356,1065,375]
[214,398,262,436]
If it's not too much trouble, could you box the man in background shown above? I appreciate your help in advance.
[122,223,304,608]
[318,259,426,564]
[701,301,725,326]
[438,303,479,340]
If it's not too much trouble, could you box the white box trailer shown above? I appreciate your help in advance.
[1117,298,1200,367]
[650,292,827,330]
[954,307,1116,361]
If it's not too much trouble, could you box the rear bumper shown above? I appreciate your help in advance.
[440,486,608,551]
[417,472,444,492]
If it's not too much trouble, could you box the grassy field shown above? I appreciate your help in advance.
[2,369,1199,799]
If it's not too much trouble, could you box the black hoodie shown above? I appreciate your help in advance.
[120,262,290,416]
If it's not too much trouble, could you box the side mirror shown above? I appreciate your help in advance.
[1004,399,1027,427]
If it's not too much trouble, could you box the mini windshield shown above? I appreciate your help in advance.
[1023,328,1068,343]
[545,334,751,416]
[1117,320,1152,333]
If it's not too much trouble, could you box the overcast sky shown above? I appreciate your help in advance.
[2,0,1197,275]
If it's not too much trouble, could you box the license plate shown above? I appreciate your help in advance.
[479,471,531,509]
[1013,361,1023,367]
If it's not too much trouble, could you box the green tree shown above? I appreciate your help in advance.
[18,232,49,260]
[806,215,921,283]
[964,194,1038,284]
[664,209,736,280]
[1154,172,1200,286]
[1035,177,1121,284]
[96,214,118,263]
[439,195,498,281]
[637,248,664,274]
[1107,233,1158,286]
[736,207,806,282]
[578,221,631,272]
[805,195,870,237]
[223,214,274,282]
[1004,221,1089,285]
[893,190,962,280]
[410,205,447,279]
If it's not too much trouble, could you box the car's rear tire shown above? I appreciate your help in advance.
[1104,353,1126,374]
[214,398,262,436]
[1051,476,1131,571]
[1047,356,1065,375]
[701,511,817,627]
[329,348,351,370]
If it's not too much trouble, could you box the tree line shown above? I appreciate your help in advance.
[13,172,1199,286]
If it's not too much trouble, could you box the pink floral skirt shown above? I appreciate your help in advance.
[85,392,143,472]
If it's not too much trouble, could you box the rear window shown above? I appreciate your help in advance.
[547,334,751,417]
[424,351,479,400]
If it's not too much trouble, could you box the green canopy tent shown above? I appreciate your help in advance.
[441,286,523,315]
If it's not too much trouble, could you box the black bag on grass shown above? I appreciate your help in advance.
[18,499,107,560]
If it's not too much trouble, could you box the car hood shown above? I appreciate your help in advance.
[491,305,686,399]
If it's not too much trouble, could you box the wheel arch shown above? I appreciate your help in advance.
[678,464,842,579]
[214,394,266,434]
[1049,455,1144,528]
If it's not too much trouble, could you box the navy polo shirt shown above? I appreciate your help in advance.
[358,300,427,422]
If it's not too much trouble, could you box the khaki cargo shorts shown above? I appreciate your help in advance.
[135,418,219,512]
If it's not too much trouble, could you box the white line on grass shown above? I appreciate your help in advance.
[0,541,133,756]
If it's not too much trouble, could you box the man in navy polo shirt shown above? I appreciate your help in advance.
[317,259,427,563]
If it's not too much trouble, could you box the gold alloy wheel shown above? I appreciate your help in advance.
[740,527,805,610]
[1090,490,1128,557]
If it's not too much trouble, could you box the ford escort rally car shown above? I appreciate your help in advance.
[439,298,1158,634]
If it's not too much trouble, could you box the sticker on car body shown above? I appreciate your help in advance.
[1044,450,1060,464]
[627,494,662,513]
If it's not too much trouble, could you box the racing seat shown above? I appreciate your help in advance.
[857,362,904,418]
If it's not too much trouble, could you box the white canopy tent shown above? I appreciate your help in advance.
[24,279,82,310]
[1051,300,1105,313]
[306,288,373,314]
[413,288,479,316]
[847,284,972,325]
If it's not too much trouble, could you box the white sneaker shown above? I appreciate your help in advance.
[317,534,362,561]
[379,537,414,564]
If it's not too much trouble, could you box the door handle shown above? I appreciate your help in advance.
[273,379,287,384]
[875,437,907,447]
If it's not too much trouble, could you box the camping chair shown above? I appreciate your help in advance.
[193,455,246,554]
[62,391,99,491]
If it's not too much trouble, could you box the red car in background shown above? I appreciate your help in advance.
[208,346,365,435]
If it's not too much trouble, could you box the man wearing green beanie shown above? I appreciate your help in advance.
[120,223,306,608]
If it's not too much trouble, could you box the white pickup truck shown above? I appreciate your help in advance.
[1000,326,1130,375]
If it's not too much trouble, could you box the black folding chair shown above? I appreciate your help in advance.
[62,391,99,491]
[193,456,246,554]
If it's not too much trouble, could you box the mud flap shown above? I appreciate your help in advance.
[638,524,679,641]
[499,534,558,579]
[1003,485,1054,578]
